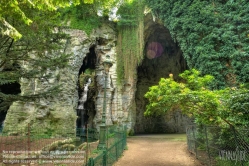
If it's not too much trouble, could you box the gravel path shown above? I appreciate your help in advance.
[114,134,204,166]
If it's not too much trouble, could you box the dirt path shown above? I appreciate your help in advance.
[114,134,204,166]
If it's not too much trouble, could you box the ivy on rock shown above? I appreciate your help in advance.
[145,0,249,88]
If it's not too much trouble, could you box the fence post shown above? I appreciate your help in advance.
[124,125,127,147]
[204,126,211,166]
[121,125,127,150]
[115,141,118,160]
[192,125,198,158]
[28,123,31,166]
[88,158,94,166]
[106,126,109,149]
[103,150,107,166]
[86,124,89,165]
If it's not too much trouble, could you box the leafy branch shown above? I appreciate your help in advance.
[144,69,249,127]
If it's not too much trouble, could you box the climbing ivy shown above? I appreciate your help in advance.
[116,0,145,84]
[59,3,101,35]
[59,0,122,35]
[145,0,249,89]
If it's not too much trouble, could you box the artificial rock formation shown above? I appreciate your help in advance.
[4,23,136,135]
[4,14,192,135]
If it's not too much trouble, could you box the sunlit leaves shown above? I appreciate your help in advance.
[144,69,249,127]
[0,0,80,39]
[84,0,94,4]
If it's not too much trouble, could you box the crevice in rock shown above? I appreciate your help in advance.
[76,45,97,129]
[79,46,96,75]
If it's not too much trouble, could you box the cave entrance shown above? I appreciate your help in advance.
[0,82,21,129]
[76,45,96,129]
[0,64,21,129]
[135,15,190,134]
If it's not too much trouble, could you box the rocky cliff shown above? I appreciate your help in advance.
[4,22,137,135]
[4,14,192,135]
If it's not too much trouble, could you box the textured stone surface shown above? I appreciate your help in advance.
[4,29,90,135]
[4,15,192,135]
[4,23,136,135]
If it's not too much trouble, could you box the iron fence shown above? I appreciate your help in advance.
[87,125,127,166]
[186,125,249,166]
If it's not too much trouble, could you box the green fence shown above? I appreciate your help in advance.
[87,125,127,166]
[186,125,249,166]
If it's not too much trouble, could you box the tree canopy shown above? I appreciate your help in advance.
[0,5,70,111]
[0,0,82,40]
[0,0,96,112]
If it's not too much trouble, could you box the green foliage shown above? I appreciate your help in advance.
[144,69,249,127]
[116,0,141,27]
[116,0,145,84]
[0,6,71,111]
[79,69,95,90]
[145,0,249,88]
[82,0,122,16]
[60,3,101,35]
[0,0,80,40]
[59,0,126,35]
[220,86,249,127]
[91,148,102,154]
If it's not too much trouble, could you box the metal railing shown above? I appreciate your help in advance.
[186,125,249,166]
[87,125,127,166]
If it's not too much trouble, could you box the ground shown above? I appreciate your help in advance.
[114,134,204,166]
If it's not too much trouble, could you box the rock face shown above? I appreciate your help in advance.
[4,28,91,135]
[4,23,136,135]
[4,15,192,135]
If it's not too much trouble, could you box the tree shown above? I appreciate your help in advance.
[0,2,74,112]
[0,0,82,40]
[144,69,249,127]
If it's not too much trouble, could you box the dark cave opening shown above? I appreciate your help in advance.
[76,45,97,129]
[78,46,96,75]
[0,82,21,126]
[135,15,190,134]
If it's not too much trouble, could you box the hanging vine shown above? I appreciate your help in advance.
[116,0,145,85]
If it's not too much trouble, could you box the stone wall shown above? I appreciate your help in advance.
[4,23,137,135]
[4,28,90,135]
